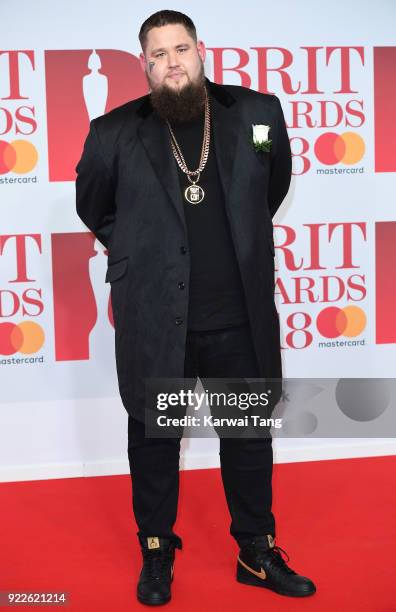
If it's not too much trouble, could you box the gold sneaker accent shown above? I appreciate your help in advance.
[147,537,160,549]
[267,534,275,548]
[237,555,267,580]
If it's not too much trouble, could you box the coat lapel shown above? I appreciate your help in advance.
[137,109,186,231]
[207,79,242,212]
[136,78,242,230]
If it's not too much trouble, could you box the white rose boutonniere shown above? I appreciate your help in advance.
[251,124,272,152]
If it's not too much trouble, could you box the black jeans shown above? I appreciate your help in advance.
[127,323,275,549]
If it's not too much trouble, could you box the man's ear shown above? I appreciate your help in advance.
[139,52,146,73]
[197,40,206,64]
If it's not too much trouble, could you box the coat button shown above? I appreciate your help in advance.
[180,246,187,254]
[175,317,183,325]
[178,281,185,290]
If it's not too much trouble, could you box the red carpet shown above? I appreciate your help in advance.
[0,455,395,611]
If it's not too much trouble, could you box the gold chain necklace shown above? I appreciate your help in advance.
[166,89,210,205]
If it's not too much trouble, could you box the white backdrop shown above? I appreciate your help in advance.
[1,0,395,482]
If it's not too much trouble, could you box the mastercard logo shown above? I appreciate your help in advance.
[0,321,45,355]
[314,132,365,165]
[0,140,38,174]
[316,306,366,339]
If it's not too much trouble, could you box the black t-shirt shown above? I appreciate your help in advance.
[168,103,249,331]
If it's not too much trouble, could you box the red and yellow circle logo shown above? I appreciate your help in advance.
[316,305,366,339]
[0,140,38,174]
[0,321,45,355]
[314,132,365,165]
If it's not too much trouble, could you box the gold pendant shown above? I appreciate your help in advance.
[184,183,205,204]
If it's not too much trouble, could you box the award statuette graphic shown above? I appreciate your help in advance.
[83,50,109,121]
[88,239,114,360]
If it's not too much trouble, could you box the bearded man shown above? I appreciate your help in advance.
[75,9,316,606]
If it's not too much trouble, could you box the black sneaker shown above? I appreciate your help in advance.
[236,534,316,597]
[137,536,181,606]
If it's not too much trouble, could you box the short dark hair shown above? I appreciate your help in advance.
[139,10,197,54]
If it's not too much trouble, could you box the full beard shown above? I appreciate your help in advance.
[149,65,207,124]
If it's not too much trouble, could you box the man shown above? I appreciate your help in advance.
[76,9,316,605]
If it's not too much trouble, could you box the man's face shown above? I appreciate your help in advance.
[140,23,206,92]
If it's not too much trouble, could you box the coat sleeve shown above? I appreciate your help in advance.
[268,95,292,218]
[75,120,116,249]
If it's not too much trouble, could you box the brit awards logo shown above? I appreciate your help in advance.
[0,234,44,363]
[0,231,119,363]
[0,50,39,183]
[51,232,114,361]
[274,221,368,349]
[44,49,148,181]
[206,45,368,175]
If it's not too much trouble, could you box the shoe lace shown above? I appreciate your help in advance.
[142,548,173,581]
[256,543,296,576]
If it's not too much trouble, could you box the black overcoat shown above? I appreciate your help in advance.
[75,77,292,421]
